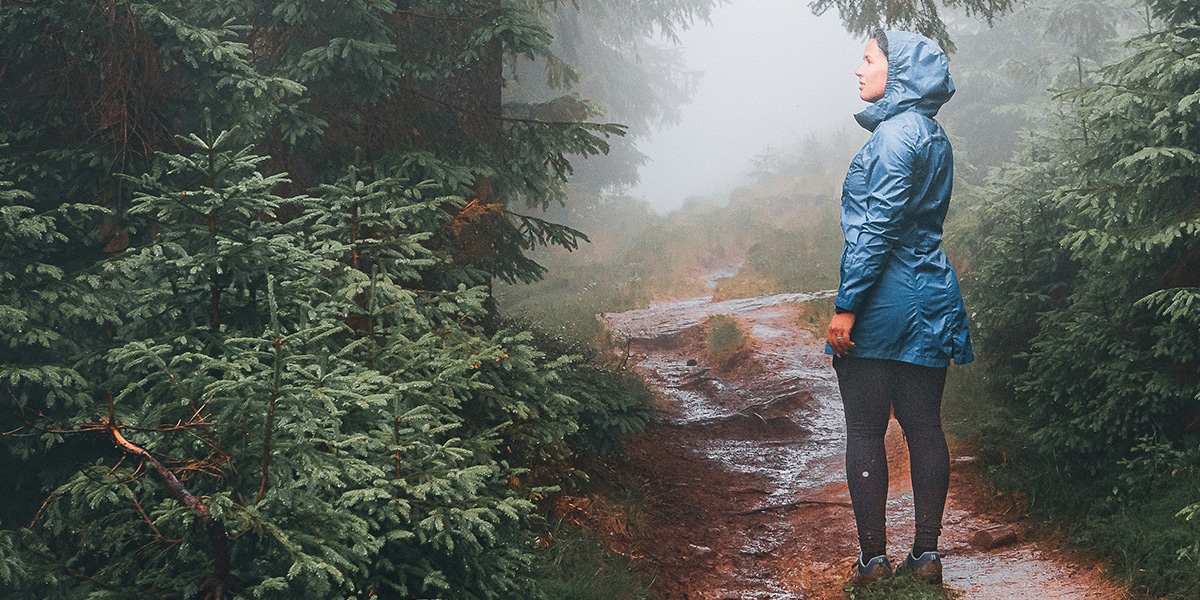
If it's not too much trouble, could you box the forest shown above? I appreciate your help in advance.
[0,0,1197,599]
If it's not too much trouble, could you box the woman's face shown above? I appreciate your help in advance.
[855,38,888,103]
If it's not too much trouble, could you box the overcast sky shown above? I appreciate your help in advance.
[631,0,867,213]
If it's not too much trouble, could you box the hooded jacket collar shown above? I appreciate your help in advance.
[854,31,955,132]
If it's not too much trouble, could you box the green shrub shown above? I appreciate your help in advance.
[706,314,751,368]
[945,361,1200,599]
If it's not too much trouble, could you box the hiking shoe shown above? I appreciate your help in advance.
[901,550,943,584]
[847,553,892,585]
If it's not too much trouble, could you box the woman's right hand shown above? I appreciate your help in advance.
[828,311,856,356]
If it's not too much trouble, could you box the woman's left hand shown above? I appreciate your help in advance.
[828,311,856,356]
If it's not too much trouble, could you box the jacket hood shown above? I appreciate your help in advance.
[854,30,954,132]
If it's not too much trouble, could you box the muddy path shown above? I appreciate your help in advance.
[596,291,1132,600]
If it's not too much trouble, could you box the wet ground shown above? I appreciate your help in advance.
[594,291,1132,599]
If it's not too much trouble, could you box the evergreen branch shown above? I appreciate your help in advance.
[130,494,168,542]
[506,208,590,251]
[71,572,117,591]
[27,490,63,532]
[3,384,29,425]
[103,453,141,484]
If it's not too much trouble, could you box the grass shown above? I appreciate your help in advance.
[843,571,960,600]
[534,524,656,600]
[705,314,751,369]
[1075,484,1200,599]
[534,452,659,600]
[940,362,1012,456]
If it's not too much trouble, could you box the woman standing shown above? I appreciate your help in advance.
[826,29,973,586]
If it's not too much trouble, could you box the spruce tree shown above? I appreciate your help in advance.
[0,1,662,597]
[1037,0,1196,469]
[965,0,1200,503]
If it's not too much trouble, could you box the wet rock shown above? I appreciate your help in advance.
[730,486,770,495]
[674,369,712,390]
[756,414,805,436]
[741,390,815,420]
[972,523,1019,550]
[685,409,809,441]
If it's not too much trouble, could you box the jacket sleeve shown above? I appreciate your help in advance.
[835,123,920,313]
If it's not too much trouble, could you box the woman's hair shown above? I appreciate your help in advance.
[871,28,889,58]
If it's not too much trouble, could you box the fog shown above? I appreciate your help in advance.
[631,0,867,213]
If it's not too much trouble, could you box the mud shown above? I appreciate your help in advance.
[595,292,1133,599]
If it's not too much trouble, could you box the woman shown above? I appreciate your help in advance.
[826,29,973,586]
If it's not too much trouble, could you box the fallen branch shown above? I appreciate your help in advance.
[107,421,239,599]
[109,424,204,512]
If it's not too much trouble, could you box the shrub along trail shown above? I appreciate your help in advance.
[596,292,1131,599]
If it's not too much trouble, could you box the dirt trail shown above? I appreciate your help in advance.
[598,291,1131,600]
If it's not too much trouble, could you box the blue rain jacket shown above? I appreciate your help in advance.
[827,31,974,367]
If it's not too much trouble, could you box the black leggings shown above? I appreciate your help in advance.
[833,356,949,558]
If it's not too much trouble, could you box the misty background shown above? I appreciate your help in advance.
[631,0,866,213]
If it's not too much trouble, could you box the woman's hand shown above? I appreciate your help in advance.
[827,311,856,356]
